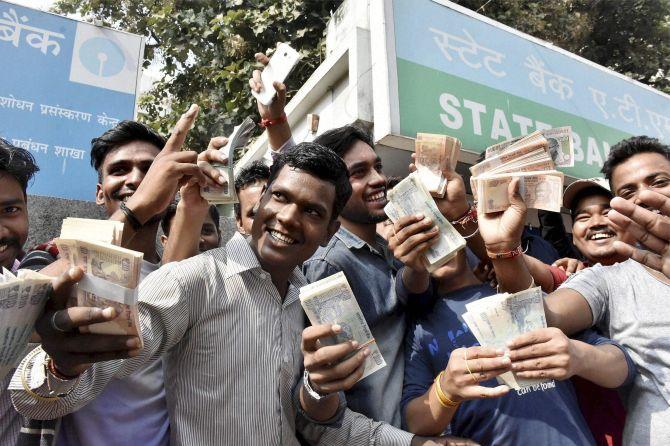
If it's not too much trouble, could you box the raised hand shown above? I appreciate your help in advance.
[196,136,230,187]
[438,346,510,403]
[507,328,578,381]
[125,104,207,224]
[410,153,469,220]
[249,52,287,120]
[301,324,368,395]
[608,191,670,279]
[477,178,526,254]
[552,257,587,275]
[36,267,141,377]
[388,213,439,272]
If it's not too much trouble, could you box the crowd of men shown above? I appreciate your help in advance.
[0,50,669,446]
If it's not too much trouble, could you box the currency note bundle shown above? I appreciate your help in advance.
[55,235,144,345]
[201,116,256,204]
[415,133,461,197]
[0,268,51,380]
[384,172,466,272]
[300,272,386,381]
[471,128,573,213]
[462,287,549,389]
[60,217,123,245]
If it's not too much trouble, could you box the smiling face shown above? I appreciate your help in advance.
[339,140,388,225]
[95,141,161,217]
[611,152,670,204]
[571,193,634,265]
[236,181,266,235]
[250,166,339,275]
[0,173,28,269]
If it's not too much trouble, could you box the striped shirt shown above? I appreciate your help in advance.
[10,233,413,445]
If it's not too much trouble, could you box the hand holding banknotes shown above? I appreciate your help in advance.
[250,51,287,120]
[196,136,231,187]
[124,104,208,225]
[388,213,439,272]
[301,323,369,395]
[608,191,670,280]
[438,346,511,402]
[410,153,469,220]
[36,267,141,377]
[507,327,579,381]
[477,178,526,254]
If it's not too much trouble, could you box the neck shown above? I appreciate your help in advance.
[436,269,481,295]
[125,222,160,264]
[249,239,294,299]
[340,218,377,246]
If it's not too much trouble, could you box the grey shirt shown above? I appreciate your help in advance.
[560,259,670,446]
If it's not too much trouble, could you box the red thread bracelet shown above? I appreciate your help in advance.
[260,114,287,128]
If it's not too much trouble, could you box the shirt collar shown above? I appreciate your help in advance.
[223,233,307,290]
[334,226,389,257]
[11,258,20,274]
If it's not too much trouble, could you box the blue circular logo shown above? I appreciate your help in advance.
[79,37,125,77]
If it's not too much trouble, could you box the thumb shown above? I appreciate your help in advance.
[49,267,84,310]
[508,177,527,212]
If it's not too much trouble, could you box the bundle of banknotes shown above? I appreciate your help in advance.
[300,272,386,381]
[201,116,256,204]
[471,127,573,213]
[60,217,123,245]
[55,218,144,344]
[414,133,462,197]
[384,172,466,272]
[462,287,550,389]
[0,268,52,380]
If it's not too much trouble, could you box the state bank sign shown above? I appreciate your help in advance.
[372,0,670,179]
[0,1,143,201]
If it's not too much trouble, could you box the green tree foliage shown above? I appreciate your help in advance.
[53,0,669,147]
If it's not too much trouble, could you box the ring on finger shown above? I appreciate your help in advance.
[50,312,69,334]
[463,350,478,384]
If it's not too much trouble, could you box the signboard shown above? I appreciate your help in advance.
[0,1,144,200]
[383,0,670,179]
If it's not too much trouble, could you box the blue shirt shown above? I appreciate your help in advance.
[303,227,434,426]
[400,280,616,446]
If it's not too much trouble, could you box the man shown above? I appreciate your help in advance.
[160,202,221,259]
[526,136,670,445]
[0,139,38,445]
[10,142,422,445]
[234,160,270,234]
[16,113,209,445]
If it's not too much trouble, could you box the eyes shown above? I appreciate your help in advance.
[271,191,324,218]
[349,162,383,179]
[1,206,22,215]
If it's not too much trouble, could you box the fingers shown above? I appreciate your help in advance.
[514,368,565,379]
[49,267,84,310]
[52,306,117,332]
[511,355,569,373]
[304,341,359,370]
[464,345,505,360]
[206,136,228,152]
[171,163,208,186]
[254,52,270,65]
[392,214,435,244]
[301,324,342,353]
[163,104,199,153]
[465,384,510,399]
[637,189,670,215]
[58,334,141,353]
[273,81,286,104]
[610,195,670,242]
[506,328,554,350]
[308,347,367,383]
[612,241,664,271]
[311,359,366,394]
[608,208,668,254]
[507,177,526,210]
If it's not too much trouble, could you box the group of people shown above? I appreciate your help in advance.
[0,50,668,446]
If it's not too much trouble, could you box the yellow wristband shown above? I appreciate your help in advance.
[434,372,459,408]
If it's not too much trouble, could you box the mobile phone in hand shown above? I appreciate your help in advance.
[251,43,300,106]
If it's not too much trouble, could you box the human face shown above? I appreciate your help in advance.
[611,152,670,205]
[340,140,388,225]
[251,167,339,275]
[95,141,161,217]
[199,212,220,253]
[236,181,266,235]
[0,173,28,269]
[572,194,634,265]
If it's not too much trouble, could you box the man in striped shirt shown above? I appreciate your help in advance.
[10,142,429,445]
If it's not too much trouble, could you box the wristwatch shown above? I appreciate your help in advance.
[303,369,327,401]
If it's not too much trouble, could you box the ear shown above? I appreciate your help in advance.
[159,234,168,247]
[322,219,340,246]
[95,183,105,206]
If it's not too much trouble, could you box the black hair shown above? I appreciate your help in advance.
[267,142,352,219]
[90,120,166,176]
[313,124,374,158]
[161,202,221,236]
[602,136,670,181]
[234,161,271,220]
[569,186,613,218]
[0,138,39,195]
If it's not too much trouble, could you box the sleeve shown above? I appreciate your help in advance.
[17,250,56,271]
[400,321,436,429]
[395,267,437,314]
[548,265,569,289]
[9,261,199,419]
[573,329,637,387]
[296,408,414,446]
[558,264,611,328]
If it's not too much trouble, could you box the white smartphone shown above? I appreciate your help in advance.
[252,43,300,106]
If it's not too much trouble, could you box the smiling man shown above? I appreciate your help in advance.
[8,143,412,446]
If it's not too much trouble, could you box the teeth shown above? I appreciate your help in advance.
[590,233,613,240]
[0,245,6,253]
[270,230,295,245]
[367,192,385,202]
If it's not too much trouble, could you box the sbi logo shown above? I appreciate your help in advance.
[78,37,125,77]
